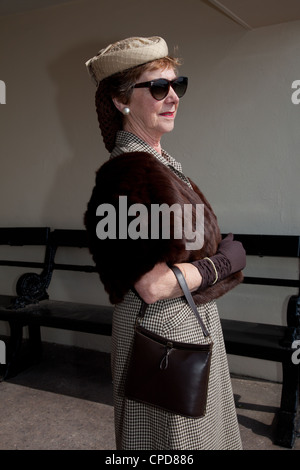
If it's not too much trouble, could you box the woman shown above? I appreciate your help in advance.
[84,36,246,450]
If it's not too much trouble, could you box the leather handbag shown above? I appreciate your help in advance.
[125,266,213,418]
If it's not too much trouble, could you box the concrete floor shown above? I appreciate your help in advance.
[0,342,299,451]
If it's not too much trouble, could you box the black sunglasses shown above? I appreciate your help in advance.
[134,76,188,101]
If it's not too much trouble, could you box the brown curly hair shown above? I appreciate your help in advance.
[95,56,181,152]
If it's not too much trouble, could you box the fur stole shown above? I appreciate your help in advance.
[84,151,243,304]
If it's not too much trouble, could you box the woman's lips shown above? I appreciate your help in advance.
[160,111,175,117]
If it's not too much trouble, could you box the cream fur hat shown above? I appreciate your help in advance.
[85,36,168,86]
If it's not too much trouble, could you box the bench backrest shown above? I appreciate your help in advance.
[231,234,300,330]
[233,234,300,291]
[0,227,50,270]
[48,229,96,274]
[0,228,299,313]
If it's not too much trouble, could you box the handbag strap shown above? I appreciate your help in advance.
[169,266,210,338]
[138,265,210,338]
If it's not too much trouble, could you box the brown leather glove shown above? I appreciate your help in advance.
[192,233,246,290]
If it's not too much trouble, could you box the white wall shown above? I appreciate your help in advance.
[0,0,299,380]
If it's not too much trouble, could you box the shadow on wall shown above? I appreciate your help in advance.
[43,39,115,229]
[43,10,248,230]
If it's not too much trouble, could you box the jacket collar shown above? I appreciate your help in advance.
[111,131,192,187]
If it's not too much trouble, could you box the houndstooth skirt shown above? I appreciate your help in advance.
[111,290,242,450]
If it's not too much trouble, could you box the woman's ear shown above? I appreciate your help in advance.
[112,97,125,113]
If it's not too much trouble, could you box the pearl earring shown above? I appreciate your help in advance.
[122,107,130,115]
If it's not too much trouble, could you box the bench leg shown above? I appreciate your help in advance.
[274,359,299,448]
[28,324,43,362]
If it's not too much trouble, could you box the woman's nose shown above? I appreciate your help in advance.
[166,86,179,103]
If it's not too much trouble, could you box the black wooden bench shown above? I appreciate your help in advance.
[222,234,300,449]
[0,227,113,379]
[0,228,299,448]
